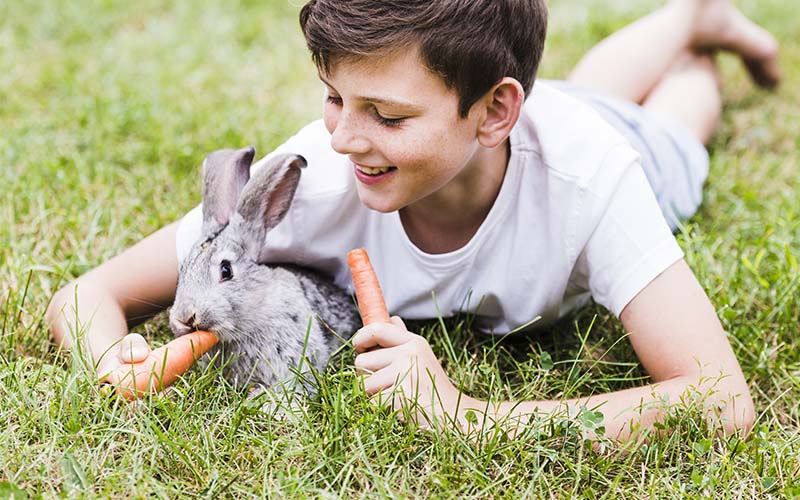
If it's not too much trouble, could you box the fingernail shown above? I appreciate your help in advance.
[129,345,149,360]
[119,344,148,363]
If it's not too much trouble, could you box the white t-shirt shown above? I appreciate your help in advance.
[176,81,683,334]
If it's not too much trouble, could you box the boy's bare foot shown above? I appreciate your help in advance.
[681,0,781,87]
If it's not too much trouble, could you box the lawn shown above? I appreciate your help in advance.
[1,0,798,497]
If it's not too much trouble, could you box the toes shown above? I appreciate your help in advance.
[743,56,782,89]
[737,25,781,88]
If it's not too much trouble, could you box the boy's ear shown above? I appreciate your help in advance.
[475,77,525,149]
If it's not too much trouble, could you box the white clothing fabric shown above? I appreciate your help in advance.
[176,81,684,334]
[544,80,709,231]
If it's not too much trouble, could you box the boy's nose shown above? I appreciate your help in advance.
[330,111,371,156]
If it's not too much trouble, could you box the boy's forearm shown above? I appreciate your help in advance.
[46,222,180,368]
[46,281,129,365]
[460,375,753,441]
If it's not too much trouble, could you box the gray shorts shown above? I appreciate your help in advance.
[544,80,710,231]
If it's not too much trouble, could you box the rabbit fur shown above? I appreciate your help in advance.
[169,146,360,398]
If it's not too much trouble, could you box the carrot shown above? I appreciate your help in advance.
[347,248,391,325]
[101,330,219,400]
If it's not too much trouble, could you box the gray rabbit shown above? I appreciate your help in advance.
[169,146,360,400]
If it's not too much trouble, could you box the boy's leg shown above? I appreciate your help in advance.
[642,51,721,146]
[567,0,780,104]
[568,2,695,104]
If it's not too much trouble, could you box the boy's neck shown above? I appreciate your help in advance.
[398,139,510,254]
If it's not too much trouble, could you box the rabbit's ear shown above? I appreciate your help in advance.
[235,154,306,251]
[201,146,255,232]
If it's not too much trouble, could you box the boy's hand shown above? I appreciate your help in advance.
[352,317,475,429]
[96,333,153,385]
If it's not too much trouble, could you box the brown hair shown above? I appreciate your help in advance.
[300,0,548,118]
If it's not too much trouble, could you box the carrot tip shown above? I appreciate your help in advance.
[347,248,391,326]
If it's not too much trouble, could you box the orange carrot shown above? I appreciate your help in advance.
[101,330,219,400]
[347,248,391,325]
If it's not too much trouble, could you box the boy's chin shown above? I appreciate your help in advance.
[360,200,402,214]
[356,191,404,214]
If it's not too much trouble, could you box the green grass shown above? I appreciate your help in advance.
[2,0,799,497]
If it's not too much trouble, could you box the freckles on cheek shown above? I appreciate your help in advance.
[405,130,440,160]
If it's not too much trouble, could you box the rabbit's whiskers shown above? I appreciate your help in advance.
[126,313,164,323]
[119,294,172,310]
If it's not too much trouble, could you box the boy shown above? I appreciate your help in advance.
[47,0,781,441]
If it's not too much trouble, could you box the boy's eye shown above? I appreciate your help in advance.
[326,93,406,128]
[373,110,406,128]
[219,260,233,282]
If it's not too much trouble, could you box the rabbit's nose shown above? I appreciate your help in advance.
[170,310,199,337]
[185,313,196,329]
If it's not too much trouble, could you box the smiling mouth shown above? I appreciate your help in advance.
[355,164,397,176]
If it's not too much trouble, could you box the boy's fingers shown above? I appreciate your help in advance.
[354,347,398,374]
[116,333,151,363]
[390,315,406,329]
[362,364,408,396]
[352,323,411,352]
[98,368,118,385]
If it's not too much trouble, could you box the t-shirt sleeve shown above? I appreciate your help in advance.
[175,203,203,264]
[571,143,684,317]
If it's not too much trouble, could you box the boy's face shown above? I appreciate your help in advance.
[320,47,486,213]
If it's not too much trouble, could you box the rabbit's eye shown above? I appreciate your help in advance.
[219,260,234,282]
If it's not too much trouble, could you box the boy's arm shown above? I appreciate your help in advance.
[471,260,755,440]
[478,259,754,439]
[354,259,756,440]
[46,222,180,374]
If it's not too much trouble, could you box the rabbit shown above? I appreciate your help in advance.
[169,146,361,401]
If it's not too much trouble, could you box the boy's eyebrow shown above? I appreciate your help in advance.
[319,76,424,111]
